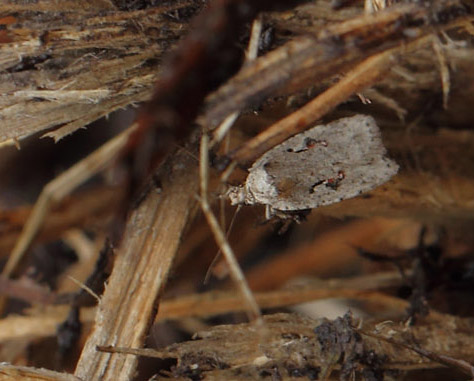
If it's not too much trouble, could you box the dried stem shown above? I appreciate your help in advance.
[199,134,262,323]
[0,364,81,381]
[228,42,420,165]
[2,125,135,280]
[74,143,200,380]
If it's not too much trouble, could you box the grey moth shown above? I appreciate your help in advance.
[228,115,398,212]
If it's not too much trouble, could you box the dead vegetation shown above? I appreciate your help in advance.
[0,0,474,380]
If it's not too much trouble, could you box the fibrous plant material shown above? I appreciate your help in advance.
[0,363,82,381]
[0,1,205,143]
[97,312,474,380]
[210,1,474,165]
[1,125,135,282]
[73,141,200,380]
[1,0,474,380]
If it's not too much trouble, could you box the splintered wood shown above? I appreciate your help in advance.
[0,0,474,381]
[74,144,200,380]
[0,1,204,142]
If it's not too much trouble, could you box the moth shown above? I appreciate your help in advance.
[228,115,398,212]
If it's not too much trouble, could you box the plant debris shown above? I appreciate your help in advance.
[1,1,474,380]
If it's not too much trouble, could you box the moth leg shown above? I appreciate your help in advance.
[432,34,451,110]
[1,124,136,305]
[199,133,262,324]
[265,205,275,220]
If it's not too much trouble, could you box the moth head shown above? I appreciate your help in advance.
[227,185,247,206]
